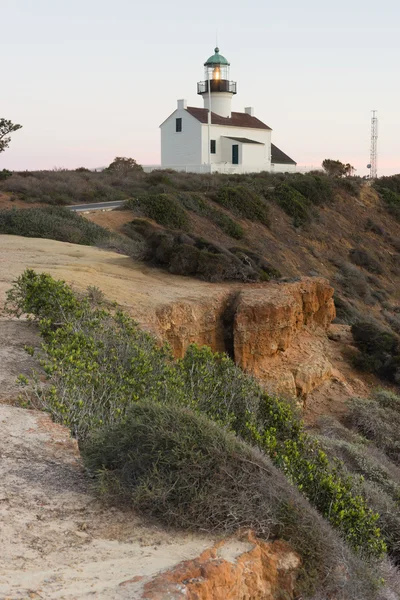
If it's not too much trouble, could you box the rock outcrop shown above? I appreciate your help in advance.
[142,531,300,600]
[234,278,335,368]
[153,277,336,400]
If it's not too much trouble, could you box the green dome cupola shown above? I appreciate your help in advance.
[204,47,230,67]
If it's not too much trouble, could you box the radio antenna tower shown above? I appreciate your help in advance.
[369,110,378,179]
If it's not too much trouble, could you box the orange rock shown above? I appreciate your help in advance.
[234,278,335,375]
[142,531,300,600]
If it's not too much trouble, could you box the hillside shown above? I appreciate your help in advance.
[0,169,400,599]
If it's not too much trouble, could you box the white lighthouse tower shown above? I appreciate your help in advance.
[197,47,237,118]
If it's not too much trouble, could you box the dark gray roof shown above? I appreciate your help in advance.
[186,107,272,130]
[271,143,296,165]
[223,136,264,144]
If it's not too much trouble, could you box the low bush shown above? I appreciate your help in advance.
[333,293,366,325]
[384,310,400,335]
[0,206,143,258]
[210,210,244,239]
[335,177,362,196]
[212,185,270,225]
[317,410,400,563]
[0,206,108,245]
[375,175,400,195]
[347,391,400,464]
[289,174,334,206]
[377,188,400,221]
[274,183,311,226]
[127,193,189,230]
[351,321,400,383]
[365,218,385,236]
[350,248,383,274]
[125,220,275,282]
[83,400,381,599]
[0,170,130,205]
[335,262,373,302]
[178,192,244,239]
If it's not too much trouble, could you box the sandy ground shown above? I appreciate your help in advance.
[0,320,213,600]
[84,209,133,234]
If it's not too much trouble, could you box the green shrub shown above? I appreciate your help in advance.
[82,400,381,599]
[335,262,373,302]
[126,222,261,282]
[178,344,385,558]
[0,206,143,258]
[6,269,80,322]
[274,183,311,226]
[378,188,400,221]
[317,413,400,563]
[213,185,270,225]
[374,175,400,195]
[127,193,189,230]
[290,174,334,205]
[178,192,244,239]
[0,170,130,205]
[6,271,181,439]
[0,169,12,181]
[211,211,244,239]
[335,177,362,196]
[0,206,109,244]
[351,321,400,383]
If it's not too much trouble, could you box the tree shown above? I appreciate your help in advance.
[322,159,355,178]
[105,156,143,175]
[0,119,22,153]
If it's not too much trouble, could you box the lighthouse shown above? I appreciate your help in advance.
[197,47,237,118]
[159,47,296,174]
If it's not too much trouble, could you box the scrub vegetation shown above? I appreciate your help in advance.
[8,269,400,599]
[1,165,400,390]
[0,206,143,257]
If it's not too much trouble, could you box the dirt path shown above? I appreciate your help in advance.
[0,320,213,599]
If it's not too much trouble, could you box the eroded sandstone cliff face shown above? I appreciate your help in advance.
[234,278,335,365]
[233,278,336,399]
[153,277,336,400]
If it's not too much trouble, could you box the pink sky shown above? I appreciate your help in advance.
[1,0,399,176]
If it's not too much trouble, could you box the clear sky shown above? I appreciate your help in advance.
[1,0,399,175]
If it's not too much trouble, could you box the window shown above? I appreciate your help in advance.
[210,140,216,154]
[176,118,182,132]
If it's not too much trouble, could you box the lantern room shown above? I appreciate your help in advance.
[197,47,237,96]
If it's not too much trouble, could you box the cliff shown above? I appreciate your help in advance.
[154,277,336,401]
[0,237,339,406]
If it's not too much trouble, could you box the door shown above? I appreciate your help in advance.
[232,144,239,165]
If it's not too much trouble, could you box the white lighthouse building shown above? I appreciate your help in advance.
[160,47,296,174]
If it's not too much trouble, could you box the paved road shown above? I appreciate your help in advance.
[68,200,125,212]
